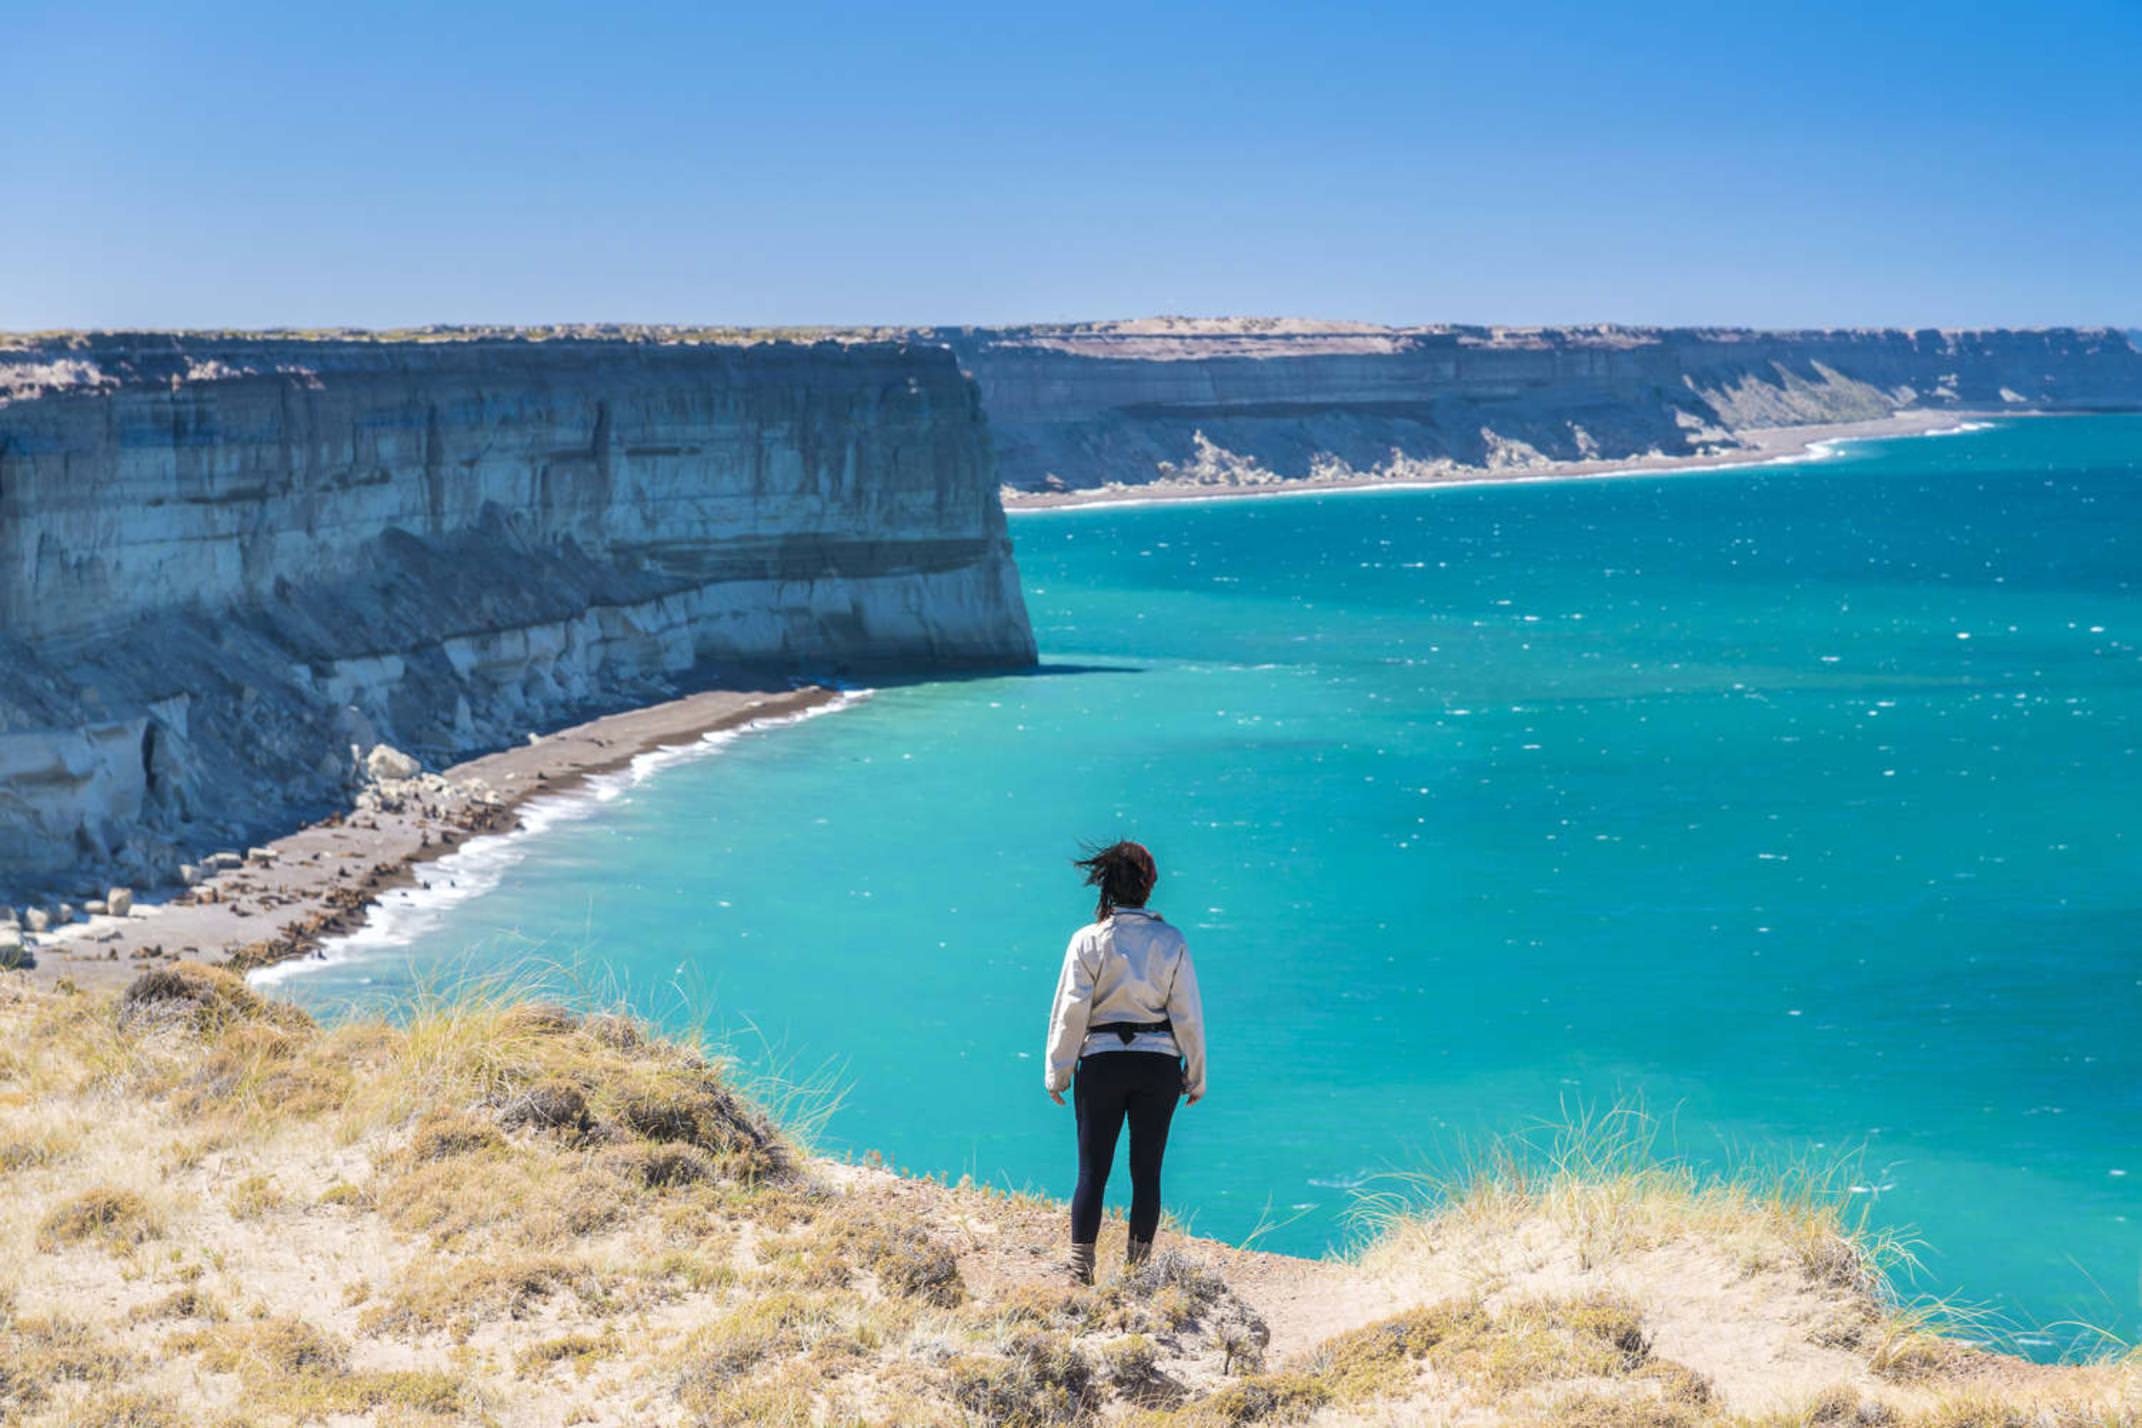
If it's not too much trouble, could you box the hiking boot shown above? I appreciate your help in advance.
[1069,1241,1096,1286]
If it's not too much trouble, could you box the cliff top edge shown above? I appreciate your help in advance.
[4,318,2131,349]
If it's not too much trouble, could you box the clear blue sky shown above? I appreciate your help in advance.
[5,1,2138,331]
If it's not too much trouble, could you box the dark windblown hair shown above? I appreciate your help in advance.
[1073,840,1158,922]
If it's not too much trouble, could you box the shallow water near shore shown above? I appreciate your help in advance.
[280,418,2142,1351]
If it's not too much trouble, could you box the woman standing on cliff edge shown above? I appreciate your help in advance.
[1043,840,1207,1286]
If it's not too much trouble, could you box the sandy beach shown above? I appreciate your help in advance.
[20,684,838,992]
[1001,410,1994,512]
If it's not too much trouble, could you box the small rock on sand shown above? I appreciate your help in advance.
[26,908,51,933]
[107,888,134,917]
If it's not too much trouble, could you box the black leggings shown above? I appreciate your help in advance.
[1070,1050,1182,1244]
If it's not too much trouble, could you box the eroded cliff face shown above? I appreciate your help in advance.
[935,319,2142,490]
[8,318,2139,895]
[0,336,1034,893]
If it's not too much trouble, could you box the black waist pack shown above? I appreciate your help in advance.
[1091,1019,1173,1045]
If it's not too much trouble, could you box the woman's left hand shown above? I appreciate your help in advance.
[1048,1090,1065,1106]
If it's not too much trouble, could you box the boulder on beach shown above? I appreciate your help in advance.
[25,907,51,933]
[107,887,134,917]
[366,744,422,783]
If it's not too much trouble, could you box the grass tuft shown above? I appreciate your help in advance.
[0,1312,135,1412]
[610,1141,720,1189]
[1352,1100,1917,1307]
[403,1108,507,1163]
[175,1317,471,1418]
[951,1330,1098,1427]
[0,1122,80,1174]
[129,1286,229,1323]
[675,1291,838,1410]
[498,1078,595,1135]
[226,1171,285,1219]
[37,1187,162,1250]
[517,1329,619,1375]
[115,962,308,1036]
[71,1388,188,1427]
[773,1209,968,1306]
[364,1254,602,1340]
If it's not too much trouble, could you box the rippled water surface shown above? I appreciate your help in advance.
[279,418,2142,1346]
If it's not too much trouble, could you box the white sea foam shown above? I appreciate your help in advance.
[248,690,874,987]
[1307,1169,1377,1190]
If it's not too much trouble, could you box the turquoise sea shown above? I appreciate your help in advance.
[273,416,2142,1350]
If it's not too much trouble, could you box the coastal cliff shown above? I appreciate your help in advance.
[0,335,1035,895]
[9,317,2142,899]
[935,319,2142,490]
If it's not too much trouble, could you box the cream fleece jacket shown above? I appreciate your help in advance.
[1043,907,1206,1098]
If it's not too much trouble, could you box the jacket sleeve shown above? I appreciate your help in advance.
[1167,938,1207,1099]
[1043,929,1096,1093]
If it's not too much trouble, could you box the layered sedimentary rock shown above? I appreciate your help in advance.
[933,319,2142,490]
[0,335,1034,892]
[9,318,2141,894]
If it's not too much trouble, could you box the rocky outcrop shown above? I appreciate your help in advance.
[932,319,2142,490]
[0,334,1034,895]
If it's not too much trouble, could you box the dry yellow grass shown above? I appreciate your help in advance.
[1348,1101,1907,1294]
[1,966,2134,1426]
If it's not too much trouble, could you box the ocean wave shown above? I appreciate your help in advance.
[1307,1169,1378,1190]
[248,690,873,987]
